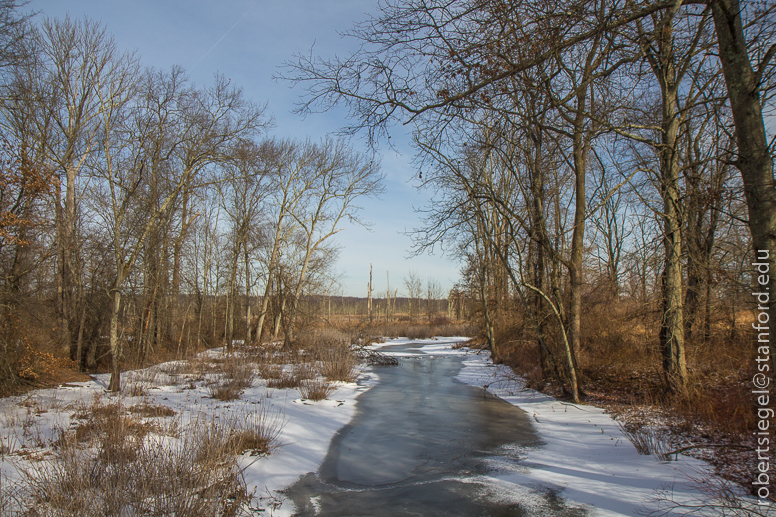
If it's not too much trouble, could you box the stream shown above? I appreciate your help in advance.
[283,340,588,516]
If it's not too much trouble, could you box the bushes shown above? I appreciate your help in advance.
[298,378,336,401]
[207,356,256,401]
[265,365,313,389]
[225,404,285,456]
[356,321,476,340]
[315,348,360,383]
[0,311,76,397]
[4,395,284,516]
[14,424,248,516]
[255,327,362,393]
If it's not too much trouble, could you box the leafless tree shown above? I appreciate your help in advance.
[25,16,119,356]
[283,0,776,375]
[282,138,383,346]
[216,140,269,349]
[403,270,423,323]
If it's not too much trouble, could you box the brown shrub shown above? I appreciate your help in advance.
[68,398,154,464]
[0,305,75,397]
[258,363,284,380]
[316,348,360,383]
[224,404,285,456]
[265,365,307,389]
[128,402,176,418]
[17,419,249,516]
[295,327,351,350]
[207,355,256,401]
[298,378,337,401]
[219,356,256,388]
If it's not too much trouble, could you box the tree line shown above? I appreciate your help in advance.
[0,7,383,392]
[284,0,775,402]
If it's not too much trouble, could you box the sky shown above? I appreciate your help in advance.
[27,0,461,298]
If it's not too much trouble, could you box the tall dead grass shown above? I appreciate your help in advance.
[4,396,284,516]
[298,378,337,401]
[11,427,247,516]
[315,348,360,383]
[207,355,256,401]
[352,321,476,341]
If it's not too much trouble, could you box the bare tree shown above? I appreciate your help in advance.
[253,138,308,342]
[283,138,383,346]
[216,140,269,349]
[403,270,423,323]
[426,278,443,321]
[284,0,776,373]
[28,17,119,356]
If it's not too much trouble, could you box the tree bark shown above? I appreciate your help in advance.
[711,0,776,373]
[108,289,122,393]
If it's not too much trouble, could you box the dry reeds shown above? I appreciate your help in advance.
[298,378,336,401]
[128,402,176,418]
[616,421,674,462]
[13,423,248,516]
[316,348,360,383]
[225,403,286,456]
[207,355,256,401]
[5,395,286,516]
[354,321,476,340]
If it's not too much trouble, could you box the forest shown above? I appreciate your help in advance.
[281,0,774,493]
[0,1,391,394]
[0,0,772,506]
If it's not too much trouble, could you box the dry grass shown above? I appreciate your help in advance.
[648,464,776,516]
[208,381,242,401]
[298,378,337,401]
[225,403,285,456]
[295,327,351,351]
[316,348,360,383]
[265,372,299,389]
[0,471,11,516]
[128,402,176,418]
[351,321,476,341]
[264,365,312,389]
[65,398,162,464]
[487,295,760,497]
[11,423,248,516]
[3,394,286,515]
[217,356,256,386]
[616,421,674,462]
[258,363,283,380]
[207,356,256,401]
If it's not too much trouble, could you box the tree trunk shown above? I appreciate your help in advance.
[568,110,588,381]
[74,305,86,371]
[659,83,688,393]
[226,242,240,351]
[108,289,122,393]
[711,0,776,373]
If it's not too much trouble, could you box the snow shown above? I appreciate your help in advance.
[419,340,749,516]
[239,378,375,515]
[367,337,753,515]
[0,351,378,516]
[0,338,753,516]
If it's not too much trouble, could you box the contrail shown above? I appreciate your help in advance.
[193,3,255,69]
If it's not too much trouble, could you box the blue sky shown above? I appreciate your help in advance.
[28,0,461,298]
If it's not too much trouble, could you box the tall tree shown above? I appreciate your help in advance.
[284,0,776,374]
[31,16,119,356]
[283,138,383,346]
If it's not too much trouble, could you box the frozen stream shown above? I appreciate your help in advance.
[283,340,587,516]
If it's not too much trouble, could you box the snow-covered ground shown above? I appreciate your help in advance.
[0,350,378,516]
[0,338,756,516]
